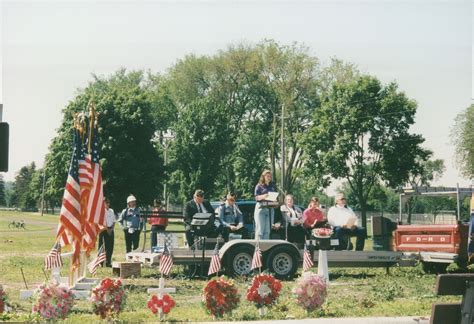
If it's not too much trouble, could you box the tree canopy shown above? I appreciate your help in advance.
[303,75,430,227]
[44,70,164,210]
[13,40,434,214]
[451,104,474,179]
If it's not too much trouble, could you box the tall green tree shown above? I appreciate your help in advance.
[304,75,430,228]
[45,69,165,210]
[159,40,344,201]
[13,162,37,210]
[451,104,474,179]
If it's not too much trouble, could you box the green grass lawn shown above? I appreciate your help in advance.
[0,211,459,322]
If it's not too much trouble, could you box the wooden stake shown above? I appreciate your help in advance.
[20,267,28,289]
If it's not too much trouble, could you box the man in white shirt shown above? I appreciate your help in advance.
[327,193,366,251]
[98,198,116,267]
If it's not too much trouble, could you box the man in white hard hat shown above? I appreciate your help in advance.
[119,194,142,253]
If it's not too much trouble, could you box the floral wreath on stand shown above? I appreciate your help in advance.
[203,276,240,318]
[293,272,327,312]
[90,278,126,319]
[312,227,333,238]
[147,294,176,317]
[32,282,75,321]
[246,274,282,309]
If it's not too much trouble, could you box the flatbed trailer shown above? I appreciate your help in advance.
[127,239,417,279]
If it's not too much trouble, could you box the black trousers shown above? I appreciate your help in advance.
[98,229,114,267]
[286,225,307,243]
[124,229,141,253]
[334,226,366,251]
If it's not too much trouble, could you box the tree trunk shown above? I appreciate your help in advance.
[359,197,368,230]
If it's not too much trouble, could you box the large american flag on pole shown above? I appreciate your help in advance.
[56,128,84,267]
[159,243,173,276]
[208,242,221,276]
[82,123,106,251]
[303,243,314,272]
[468,193,474,262]
[88,244,106,275]
[44,242,63,270]
[251,240,263,270]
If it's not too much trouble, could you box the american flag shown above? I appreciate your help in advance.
[159,243,173,276]
[82,124,106,250]
[208,242,221,276]
[468,193,474,261]
[251,241,262,270]
[44,242,63,270]
[303,243,314,272]
[88,245,106,275]
[56,129,84,267]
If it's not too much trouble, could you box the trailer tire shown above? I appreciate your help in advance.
[224,245,254,277]
[421,261,448,274]
[266,245,298,280]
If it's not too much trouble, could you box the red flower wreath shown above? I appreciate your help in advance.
[246,274,282,309]
[0,289,7,314]
[203,277,240,318]
[89,278,126,319]
[147,294,176,315]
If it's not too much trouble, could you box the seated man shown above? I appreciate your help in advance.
[327,193,366,251]
[218,193,247,241]
[183,189,216,248]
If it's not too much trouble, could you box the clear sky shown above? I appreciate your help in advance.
[1,0,473,191]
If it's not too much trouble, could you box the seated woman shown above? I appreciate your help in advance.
[280,194,306,243]
[302,196,328,239]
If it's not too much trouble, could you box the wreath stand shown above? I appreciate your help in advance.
[20,251,97,300]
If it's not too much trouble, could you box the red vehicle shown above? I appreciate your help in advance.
[394,223,470,273]
[393,186,473,273]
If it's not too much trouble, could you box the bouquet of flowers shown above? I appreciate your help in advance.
[246,274,282,309]
[0,287,7,314]
[32,282,75,321]
[148,294,176,317]
[203,276,239,318]
[312,227,333,238]
[90,278,126,319]
[293,272,327,312]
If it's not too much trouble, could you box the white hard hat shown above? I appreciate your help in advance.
[127,195,137,204]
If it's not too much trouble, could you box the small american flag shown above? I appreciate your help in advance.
[44,242,62,270]
[159,243,173,276]
[88,245,106,275]
[303,243,313,272]
[251,241,262,270]
[208,242,221,276]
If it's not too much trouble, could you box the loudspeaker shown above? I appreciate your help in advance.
[0,122,9,172]
[372,216,397,236]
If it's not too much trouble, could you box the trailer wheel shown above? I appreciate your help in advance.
[421,261,448,274]
[224,245,254,277]
[266,245,298,280]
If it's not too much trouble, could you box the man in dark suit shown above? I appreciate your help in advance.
[183,189,215,248]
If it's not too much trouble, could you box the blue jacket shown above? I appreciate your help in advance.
[119,207,142,230]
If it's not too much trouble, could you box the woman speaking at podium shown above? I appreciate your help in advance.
[254,170,278,240]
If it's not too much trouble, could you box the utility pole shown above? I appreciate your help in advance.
[280,103,285,194]
[41,169,46,215]
[162,131,175,210]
